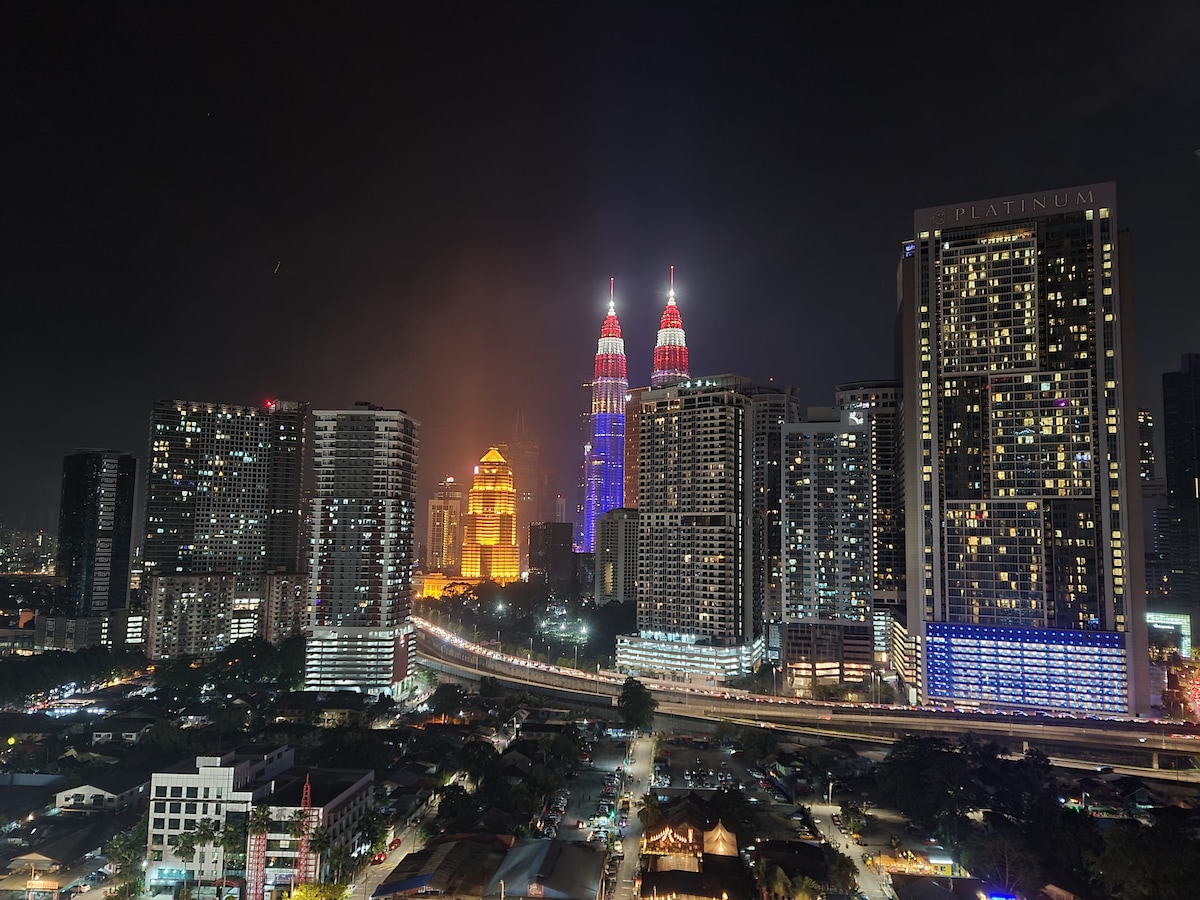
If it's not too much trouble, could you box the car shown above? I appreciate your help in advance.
[388,837,402,851]
[371,852,387,864]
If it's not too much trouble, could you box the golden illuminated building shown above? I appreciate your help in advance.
[460,448,520,583]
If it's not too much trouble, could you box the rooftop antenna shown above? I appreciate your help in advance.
[609,277,615,315]
[668,265,675,304]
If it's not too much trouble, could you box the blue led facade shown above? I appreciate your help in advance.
[925,622,1128,714]
[583,411,625,552]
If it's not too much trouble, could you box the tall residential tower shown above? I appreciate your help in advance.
[900,183,1148,715]
[306,403,419,697]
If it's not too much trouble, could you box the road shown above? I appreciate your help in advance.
[415,619,1200,770]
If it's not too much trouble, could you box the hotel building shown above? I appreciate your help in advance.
[900,182,1148,715]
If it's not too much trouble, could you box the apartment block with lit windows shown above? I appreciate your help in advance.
[899,182,1148,715]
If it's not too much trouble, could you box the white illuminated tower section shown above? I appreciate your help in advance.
[306,403,419,698]
[651,266,689,388]
[582,279,628,552]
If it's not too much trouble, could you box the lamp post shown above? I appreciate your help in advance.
[528,636,534,658]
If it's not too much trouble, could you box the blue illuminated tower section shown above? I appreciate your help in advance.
[582,280,628,552]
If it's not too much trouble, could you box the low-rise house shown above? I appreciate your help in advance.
[55,770,149,814]
[90,715,156,746]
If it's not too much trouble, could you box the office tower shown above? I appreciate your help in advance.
[56,450,137,618]
[427,476,463,573]
[616,375,764,681]
[306,403,419,697]
[499,427,540,571]
[1164,354,1200,607]
[582,284,628,552]
[624,386,649,508]
[143,399,307,594]
[650,267,689,388]
[460,448,520,583]
[529,521,575,586]
[1136,409,1156,481]
[901,183,1147,715]
[595,508,638,606]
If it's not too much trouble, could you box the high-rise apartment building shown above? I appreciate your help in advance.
[143,399,308,594]
[306,403,419,697]
[782,400,874,691]
[1163,354,1200,607]
[616,375,764,681]
[900,183,1148,715]
[460,448,520,583]
[426,476,463,574]
[582,287,628,552]
[145,573,237,659]
[56,450,137,618]
[595,508,638,606]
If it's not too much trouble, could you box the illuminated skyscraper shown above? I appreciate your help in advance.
[1164,355,1200,605]
[306,402,419,697]
[426,476,463,573]
[650,266,689,388]
[582,281,628,552]
[461,448,520,583]
[143,399,308,594]
[900,183,1148,715]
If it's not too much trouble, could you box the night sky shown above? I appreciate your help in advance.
[4,3,1200,532]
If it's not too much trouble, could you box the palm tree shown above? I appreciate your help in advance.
[191,819,219,885]
[217,820,247,891]
[791,875,823,900]
[246,805,274,900]
[308,826,333,881]
[325,843,355,885]
[761,864,793,900]
[173,831,199,897]
[103,832,144,900]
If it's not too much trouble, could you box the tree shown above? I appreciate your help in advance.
[458,739,500,788]
[325,844,355,885]
[190,819,219,884]
[617,676,657,731]
[429,682,467,717]
[762,864,793,899]
[104,831,146,900]
[217,820,246,887]
[308,826,333,881]
[173,831,199,895]
[790,875,823,900]
[960,831,1041,895]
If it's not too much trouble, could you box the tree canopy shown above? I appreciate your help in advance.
[617,676,657,731]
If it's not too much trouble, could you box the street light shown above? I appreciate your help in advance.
[574,645,579,670]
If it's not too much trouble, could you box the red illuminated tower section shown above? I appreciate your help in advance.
[651,265,689,387]
[582,279,628,552]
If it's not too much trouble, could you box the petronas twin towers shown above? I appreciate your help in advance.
[581,271,689,552]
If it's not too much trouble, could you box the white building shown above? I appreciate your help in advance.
[306,403,419,697]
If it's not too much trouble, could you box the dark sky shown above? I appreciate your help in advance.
[4,2,1200,532]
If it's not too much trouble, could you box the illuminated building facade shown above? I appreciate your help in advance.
[650,267,689,388]
[782,407,872,685]
[582,286,628,552]
[306,403,419,697]
[143,399,307,594]
[900,183,1148,715]
[460,448,520,583]
[426,476,463,574]
[620,375,763,680]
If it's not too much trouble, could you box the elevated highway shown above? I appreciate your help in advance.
[414,617,1200,775]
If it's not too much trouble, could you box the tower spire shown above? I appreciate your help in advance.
[582,280,628,552]
[651,266,689,387]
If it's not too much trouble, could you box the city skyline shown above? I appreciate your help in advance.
[5,4,1200,530]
